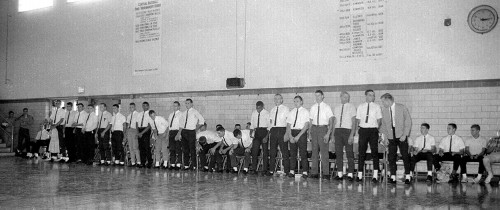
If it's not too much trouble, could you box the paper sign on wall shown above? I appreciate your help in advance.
[133,0,162,75]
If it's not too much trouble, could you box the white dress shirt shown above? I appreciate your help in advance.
[35,130,50,140]
[74,111,88,129]
[167,110,181,130]
[64,110,77,127]
[221,131,238,147]
[286,107,310,130]
[97,111,113,129]
[250,109,270,129]
[180,108,205,130]
[111,112,126,132]
[152,116,169,134]
[138,110,154,128]
[334,103,357,129]
[269,104,289,128]
[439,134,465,153]
[50,107,66,125]
[356,102,382,128]
[84,112,98,132]
[238,129,253,148]
[126,111,139,129]
[412,134,435,151]
[464,136,488,155]
[197,130,221,144]
[309,102,334,126]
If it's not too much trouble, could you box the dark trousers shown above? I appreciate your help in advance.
[65,127,76,161]
[75,128,84,160]
[358,128,380,171]
[269,127,289,173]
[388,138,411,175]
[231,146,251,169]
[461,155,485,174]
[334,128,354,173]
[31,140,50,154]
[138,128,152,165]
[251,128,268,171]
[111,131,124,162]
[290,130,308,173]
[98,128,111,161]
[55,125,65,156]
[17,127,30,152]
[311,125,330,175]
[181,129,197,167]
[433,153,462,172]
[83,131,95,163]
[410,152,434,172]
[199,143,216,168]
[169,130,182,165]
[214,146,231,170]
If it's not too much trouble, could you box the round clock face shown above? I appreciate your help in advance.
[468,5,498,34]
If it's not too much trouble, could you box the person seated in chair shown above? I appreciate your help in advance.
[214,126,238,173]
[434,123,465,183]
[462,124,488,183]
[410,123,435,182]
[230,129,252,174]
[482,130,500,184]
[196,123,221,172]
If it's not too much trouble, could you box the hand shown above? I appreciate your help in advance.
[323,133,330,143]
[229,149,234,155]
[293,135,300,143]
[283,134,290,142]
[72,122,77,126]
[209,148,216,155]
[63,133,65,138]
[348,136,354,145]
[101,132,105,138]
[94,133,98,139]
[262,135,268,144]
[245,148,251,153]
[400,135,407,142]
[219,149,224,154]
[138,133,143,138]
[439,151,444,157]
[175,134,181,141]
[81,129,85,134]
[421,149,428,153]
[196,145,201,152]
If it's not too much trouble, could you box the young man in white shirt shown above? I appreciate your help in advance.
[149,110,170,168]
[96,103,113,165]
[110,104,127,166]
[62,102,77,163]
[176,99,205,170]
[462,124,488,183]
[333,92,357,181]
[48,100,65,160]
[268,94,290,176]
[125,103,141,167]
[250,101,270,175]
[214,126,238,173]
[309,90,334,179]
[196,123,221,172]
[410,123,435,182]
[72,103,88,163]
[137,102,154,168]
[82,104,98,165]
[286,95,310,178]
[483,132,500,183]
[355,89,383,182]
[167,101,182,170]
[434,123,466,183]
[230,129,253,174]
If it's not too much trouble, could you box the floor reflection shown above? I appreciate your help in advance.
[0,157,499,209]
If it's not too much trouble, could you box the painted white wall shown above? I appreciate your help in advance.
[0,0,499,100]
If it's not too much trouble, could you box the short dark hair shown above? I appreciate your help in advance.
[112,104,119,108]
[294,95,303,101]
[235,124,241,127]
[8,111,14,114]
[129,102,136,106]
[186,98,193,103]
[421,123,430,130]
[256,101,264,107]
[100,103,107,108]
[22,108,28,111]
[471,124,480,131]
[88,104,95,108]
[247,122,251,125]
[77,103,84,107]
[315,90,324,95]
[216,124,223,129]
[216,126,225,132]
[174,101,180,106]
[142,102,149,106]
[66,102,73,106]
[380,93,394,101]
[233,129,242,137]
[448,123,457,130]
[365,89,374,95]
[198,136,207,145]
[148,110,156,115]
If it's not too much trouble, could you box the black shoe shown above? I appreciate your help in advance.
[302,174,308,178]
[426,175,433,182]
[250,171,258,175]
[287,173,295,178]
[310,174,320,179]
[372,177,378,183]
[388,179,397,184]
[334,175,344,180]
[243,170,249,175]
[202,167,209,172]
[216,169,224,173]
[265,171,274,176]
[146,164,152,168]
[404,177,412,184]
[322,175,331,180]
[347,176,354,182]
[137,164,144,168]
[355,177,362,182]
[448,174,458,183]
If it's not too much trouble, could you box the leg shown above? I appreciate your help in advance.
[345,135,355,174]
[311,126,320,175]
[399,139,410,175]
[277,128,290,173]
[154,135,162,163]
[452,153,461,172]
[461,155,469,175]
[243,150,251,169]
[144,130,153,165]
[168,131,178,166]
[251,137,261,171]
[368,130,380,171]
[334,129,345,175]
[116,132,124,162]
[289,134,298,173]
[357,129,369,176]
[268,128,279,172]
[425,152,434,172]
[298,133,309,173]
[181,131,190,167]
[477,156,485,174]
[161,134,169,165]
[188,131,197,168]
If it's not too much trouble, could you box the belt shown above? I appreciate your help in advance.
[170,130,179,131]
[85,131,94,134]
[271,127,286,129]
[255,127,267,130]
[112,130,123,132]
[312,125,327,127]
[291,129,302,131]
[360,127,378,129]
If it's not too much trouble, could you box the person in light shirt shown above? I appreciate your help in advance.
[286,95,310,178]
[196,123,221,172]
[96,103,113,165]
[149,110,169,168]
[176,98,205,170]
[214,126,238,173]
[82,104,98,165]
[27,122,50,159]
[309,90,334,179]
[71,103,88,163]
[410,123,435,182]
[268,94,290,176]
[62,102,77,163]
[110,104,127,166]
[462,124,488,183]
[167,101,182,170]
[137,102,154,168]
[124,103,141,167]
[482,130,500,184]
[249,101,270,175]
[49,100,65,159]
[332,92,357,181]
[434,123,465,183]
[355,89,382,182]
[230,129,253,174]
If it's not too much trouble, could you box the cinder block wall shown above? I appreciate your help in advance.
[0,101,50,139]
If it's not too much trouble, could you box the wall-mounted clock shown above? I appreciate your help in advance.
[468,5,498,34]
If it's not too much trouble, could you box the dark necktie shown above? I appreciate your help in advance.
[317,104,320,125]
[76,112,81,124]
[98,112,104,129]
[129,112,133,127]
[449,136,453,152]
[257,112,260,128]
[153,119,158,134]
[184,109,189,128]
[85,113,91,130]
[54,108,59,124]
[422,136,426,151]
[223,137,228,146]
[140,112,145,127]
[65,111,70,125]
[365,103,370,123]
[339,104,344,128]
[240,138,244,148]
[170,112,176,128]
[274,106,279,126]
[293,108,299,128]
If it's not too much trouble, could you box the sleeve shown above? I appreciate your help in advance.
[286,110,293,125]
[375,105,383,119]
[349,105,357,118]
[309,106,315,120]
[195,110,205,125]
[430,136,436,146]
[35,131,42,140]
[402,105,412,137]
[250,112,256,129]
[379,109,388,137]
[355,105,362,120]
[458,137,466,150]
[326,106,334,119]
[438,137,446,150]
[110,116,115,125]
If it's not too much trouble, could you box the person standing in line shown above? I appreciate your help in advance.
[149,110,170,168]
[309,90,334,179]
[167,101,182,170]
[176,99,205,170]
[286,95,310,178]
[137,102,154,168]
[125,103,141,167]
[62,102,77,163]
[82,104,98,165]
[249,101,270,175]
[268,94,290,176]
[96,103,113,165]
[72,103,88,163]
[110,104,127,166]
[49,100,65,161]
[333,92,357,181]
[15,108,34,157]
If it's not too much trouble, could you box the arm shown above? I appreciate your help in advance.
[295,121,310,142]
[210,141,222,154]
[402,106,412,138]
[464,146,472,156]
[323,117,334,143]
[348,116,356,145]
[102,124,112,138]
